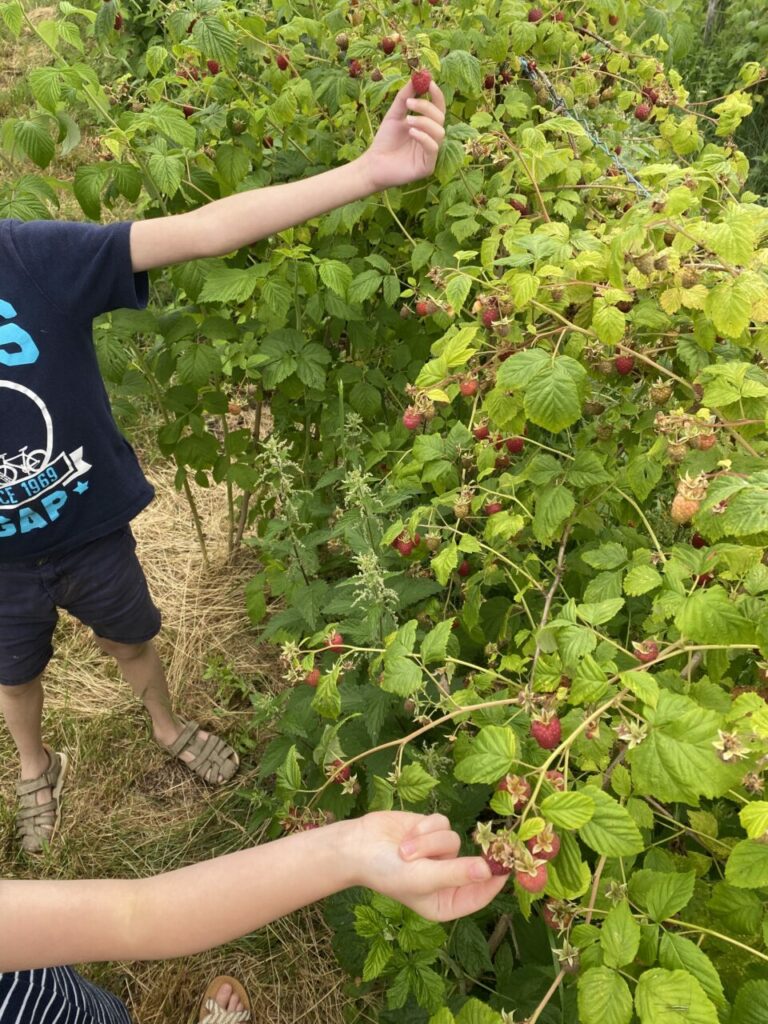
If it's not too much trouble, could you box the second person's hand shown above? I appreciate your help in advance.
[350,811,507,921]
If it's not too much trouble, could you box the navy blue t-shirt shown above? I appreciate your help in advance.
[0,219,153,561]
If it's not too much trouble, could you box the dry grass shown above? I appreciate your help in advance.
[0,462,352,1024]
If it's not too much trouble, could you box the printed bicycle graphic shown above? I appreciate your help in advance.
[0,446,48,485]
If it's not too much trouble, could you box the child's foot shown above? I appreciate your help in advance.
[16,747,68,853]
[154,718,239,785]
[199,975,250,1023]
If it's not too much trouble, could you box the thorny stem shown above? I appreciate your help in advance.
[530,523,572,678]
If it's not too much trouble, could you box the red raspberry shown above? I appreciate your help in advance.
[402,407,423,430]
[484,501,503,516]
[326,631,344,652]
[206,60,220,75]
[348,59,363,78]
[473,423,490,440]
[531,716,562,750]
[182,104,194,118]
[459,377,478,397]
[634,102,652,121]
[305,668,321,686]
[528,7,544,22]
[552,10,564,20]
[484,851,512,876]
[614,355,635,375]
[458,560,471,577]
[506,436,525,454]
[526,828,560,862]
[481,305,499,328]
[608,13,619,25]
[516,863,548,893]
[691,532,707,549]
[484,74,496,89]
[113,13,123,29]
[276,53,289,70]
[380,37,396,54]
[329,759,351,782]
[410,69,432,95]
[415,299,436,317]
[633,640,659,664]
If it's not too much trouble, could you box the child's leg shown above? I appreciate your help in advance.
[56,527,238,784]
[0,674,48,783]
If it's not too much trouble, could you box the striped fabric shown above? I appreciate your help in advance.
[0,967,131,1023]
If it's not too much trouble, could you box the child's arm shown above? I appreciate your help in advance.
[129,83,446,273]
[0,812,503,971]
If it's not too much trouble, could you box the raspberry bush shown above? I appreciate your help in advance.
[3,0,768,1020]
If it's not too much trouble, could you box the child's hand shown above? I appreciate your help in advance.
[360,80,446,192]
[354,811,507,921]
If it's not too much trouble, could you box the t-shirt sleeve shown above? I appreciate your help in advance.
[8,219,149,322]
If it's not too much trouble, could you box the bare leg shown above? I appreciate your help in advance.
[0,675,50,786]
[95,637,237,783]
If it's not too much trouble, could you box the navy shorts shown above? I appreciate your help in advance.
[0,525,161,686]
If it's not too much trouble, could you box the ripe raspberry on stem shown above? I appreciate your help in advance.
[275,53,289,70]
[531,713,562,750]
[410,69,432,95]
[516,862,548,893]
[402,406,423,431]
[633,639,659,664]
[614,354,635,375]
[326,630,344,652]
[305,667,321,687]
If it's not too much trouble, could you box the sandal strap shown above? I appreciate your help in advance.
[200,999,250,1024]
[17,799,57,821]
[16,752,58,796]
[164,719,201,758]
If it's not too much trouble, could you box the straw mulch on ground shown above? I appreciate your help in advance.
[0,461,353,1024]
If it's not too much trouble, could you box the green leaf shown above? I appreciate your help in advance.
[198,265,262,304]
[582,543,628,570]
[593,303,626,345]
[397,763,439,804]
[191,16,238,63]
[28,66,61,112]
[532,486,574,545]
[348,269,383,305]
[578,787,644,857]
[725,839,768,889]
[739,801,768,839]
[577,967,633,1024]
[624,564,663,596]
[454,726,517,784]
[601,901,641,969]
[635,969,718,1024]
[383,620,423,697]
[13,116,55,168]
[658,934,726,1009]
[628,870,695,922]
[363,937,392,982]
[432,542,458,585]
[628,691,742,804]
[675,587,754,645]
[421,620,454,666]
[147,149,184,198]
[619,670,660,709]
[732,980,768,1024]
[73,164,105,220]
[541,790,595,829]
[524,356,587,433]
[577,598,624,626]
[177,344,221,387]
[441,49,482,97]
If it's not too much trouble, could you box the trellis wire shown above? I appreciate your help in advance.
[518,56,653,199]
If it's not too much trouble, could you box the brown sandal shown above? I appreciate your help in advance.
[198,975,251,1023]
[159,720,239,785]
[16,746,68,854]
